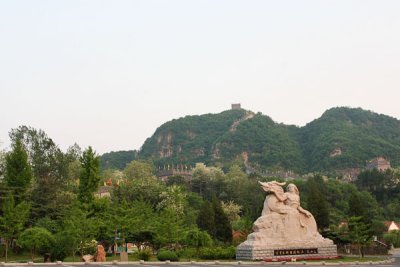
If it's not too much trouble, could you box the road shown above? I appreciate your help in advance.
[15,257,399,267]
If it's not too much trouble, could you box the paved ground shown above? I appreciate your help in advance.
[12,258,399,267]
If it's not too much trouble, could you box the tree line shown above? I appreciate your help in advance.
[1,125,400,261]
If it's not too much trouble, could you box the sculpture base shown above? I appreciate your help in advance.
[236,244,337,261]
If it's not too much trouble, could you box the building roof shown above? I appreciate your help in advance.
[384,221,400,231]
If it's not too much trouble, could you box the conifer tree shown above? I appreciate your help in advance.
[196,200,215,237]
[4,139,32,203]
[197,198,232,243]
[212,197,232,243]
[348,216,372,258]
[78,146,100,204]
[306,178,329,230]
[9,126,74,221]
[0,194,30,261]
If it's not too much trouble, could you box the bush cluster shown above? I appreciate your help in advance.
[199,246,236,260]
[176,248,197,259]
[138,249,152,261]
[157,250,179,261]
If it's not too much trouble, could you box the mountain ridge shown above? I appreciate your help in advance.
[101,106,400,174]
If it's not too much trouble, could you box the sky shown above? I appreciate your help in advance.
[1,1,400,154]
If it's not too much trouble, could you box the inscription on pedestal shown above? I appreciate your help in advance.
[274,248,318,256]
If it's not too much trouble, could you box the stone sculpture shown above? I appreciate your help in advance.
[95,245,106,262]
[82,254,94,262]
[236,181,337,260]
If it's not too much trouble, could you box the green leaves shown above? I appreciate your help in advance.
[0,194,30,241]
[305,176,330,230]
[347,216,373,258]
[78,146,100,204]
[196,198,232,244]
[4,139,32,202]
[139,107,400,173]
[18,227,55,261]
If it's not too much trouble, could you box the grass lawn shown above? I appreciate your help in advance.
[328,255,389,262]
[0,252,34,263]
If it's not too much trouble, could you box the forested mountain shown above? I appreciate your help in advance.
[298,107,400,172]
[139,109,247,167]
[135,107,400,174]
[100,150,138,170]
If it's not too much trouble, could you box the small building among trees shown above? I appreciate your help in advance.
[366,157,391,171]
[384,221,400,232]
[231,103,241,110]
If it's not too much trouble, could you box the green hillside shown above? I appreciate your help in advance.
[212,113,306,172]
[100,150,138,170]
[299,107,400,172]
[139,109,246,167]
[102,107,400,174]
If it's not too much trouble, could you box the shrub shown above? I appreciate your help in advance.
[138,249,152,261]
[384,230,400,248]
[216,246,236,259]
[18,227,55,260]
[157,250,179,261]
[199,247,215,259]
[50,240,68,261]
[176,248,197,259]
[199,246,236,260]
[78,240,97,255]
[50,232,75,261]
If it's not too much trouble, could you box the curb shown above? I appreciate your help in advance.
[0,258,395,266]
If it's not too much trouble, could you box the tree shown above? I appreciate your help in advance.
[112,200,156,253]
[184,229,212,257]
[349,190,381,224]
[9,126,73,221]
[100,150,137,170]
[306,177,329,230]
[196,201,215,238]
[356,169,388,202]
[78,146,100,204]
[101,168,123,186]
[129,231,155,252]
[225,165,247,201]
[212,197,232,243]
[0,194,30,261]
[18,227,55,261]
[153,209,186,248]
[123,160,153,180]
[191,163,225,199]
[348,191,364,217]
[221,200,242,223]
[197,196,232,244]
[156,185,187,216]
[348,216,372,258]
[384,230,400,248]
[0,141,6,179]
[9,126,68,183]
[112,173,164,208]
[4,139,33,203]
[61,203,97,259]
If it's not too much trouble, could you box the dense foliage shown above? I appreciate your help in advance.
[100,150,137,170]
[139,109,246,167]
[1,122,400,261]
[298,107,400,172]
[138,107,400,174]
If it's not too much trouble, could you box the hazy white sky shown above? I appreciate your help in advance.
[1,1,400,154]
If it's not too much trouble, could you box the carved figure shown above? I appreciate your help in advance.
[242,181,333,247]
[82,255,94,262]
[95,245,106,262]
